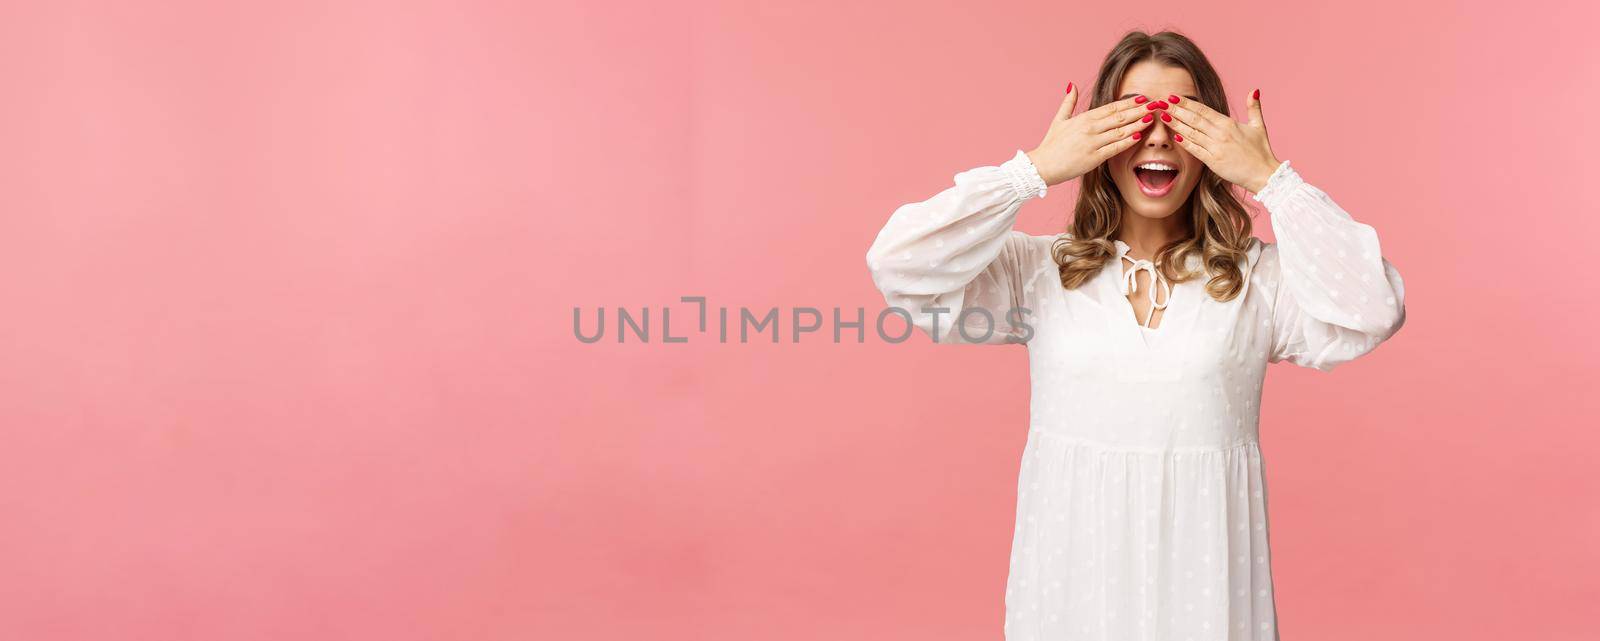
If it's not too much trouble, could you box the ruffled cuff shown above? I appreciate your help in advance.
[1250,160,1301,206]
[1001,149,1049,201]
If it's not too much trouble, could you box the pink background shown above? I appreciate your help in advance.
[1,1,1595,639]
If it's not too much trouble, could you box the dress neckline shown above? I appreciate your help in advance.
[1113,239,1173,331]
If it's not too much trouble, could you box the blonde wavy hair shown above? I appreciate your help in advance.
[1051,30,1255,301]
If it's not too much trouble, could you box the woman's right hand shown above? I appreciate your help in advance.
[1024,85,1155,186]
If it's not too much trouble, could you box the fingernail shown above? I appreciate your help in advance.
[1167,95,1181,104]
[1252,88,1260,100]
[1142,113,1153,123]
[1134,95,1148,104]
[1174,133,1184,143]
[1067,82,1074,93]
[1161,112,1172,122]
[1132,131,1142,141]
[1146,101,1161,110]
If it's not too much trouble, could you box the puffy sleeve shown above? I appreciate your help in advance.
[865,150,1053,344]
[1255,161,1407,372]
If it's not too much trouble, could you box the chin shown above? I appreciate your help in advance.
[1120,197,1189,220]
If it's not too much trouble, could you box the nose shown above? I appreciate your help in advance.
[1142,119,1174,148]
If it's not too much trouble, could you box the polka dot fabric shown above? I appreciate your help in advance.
[866,151,1407,640]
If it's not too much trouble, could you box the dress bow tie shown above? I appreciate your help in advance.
[1119,253,1172,329]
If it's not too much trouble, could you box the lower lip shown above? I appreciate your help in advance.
[1136,170,1177,198]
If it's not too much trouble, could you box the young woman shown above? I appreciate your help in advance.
[865,31,1407,639]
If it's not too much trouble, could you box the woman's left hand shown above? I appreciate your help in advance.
[1161,90,1281,194]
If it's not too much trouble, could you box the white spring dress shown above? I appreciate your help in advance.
[865,151,1407,640]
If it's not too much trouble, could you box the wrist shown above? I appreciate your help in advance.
[1245,159,1281,194]
[1023,148,1049,184]
[1023,148,1064,187]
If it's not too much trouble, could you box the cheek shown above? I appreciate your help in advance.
[1181,158,1204,188]
[1176,150,1199,172]
[1109,150,1136,180]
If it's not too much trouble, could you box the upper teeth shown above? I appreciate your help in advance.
[1138,163,1177,171]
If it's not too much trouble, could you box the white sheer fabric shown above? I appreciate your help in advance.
[866,151,1406,640]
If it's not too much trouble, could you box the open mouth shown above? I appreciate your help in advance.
[1133,161,1179,197]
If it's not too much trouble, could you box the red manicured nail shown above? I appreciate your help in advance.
[1252,88,1260,100]
[1174,133,1184,143]
[1067,82,1074,93]
[1146,101,1162,110]
[1132,131,1142,141]
[1142,113,1153,123]
[1134,95,1148,104]
[1167,94,1181,104]
[1161,112,1172,122]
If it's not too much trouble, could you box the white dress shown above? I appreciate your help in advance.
[865,150,1407,640]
